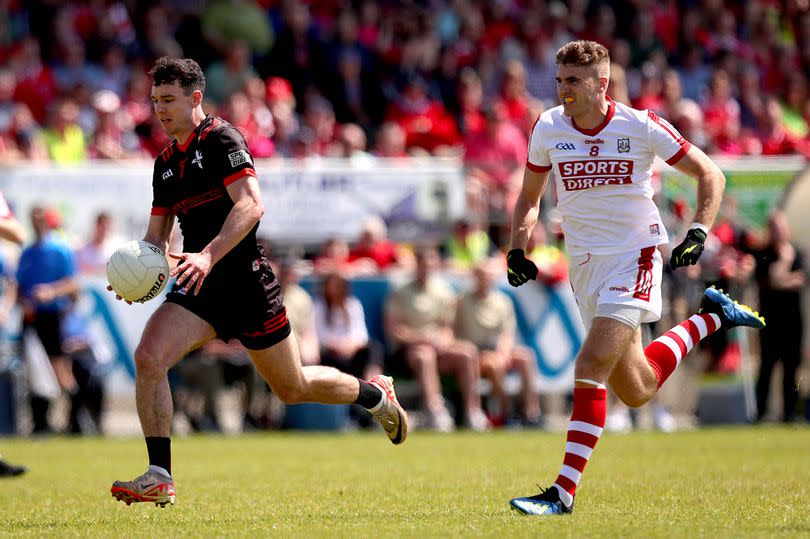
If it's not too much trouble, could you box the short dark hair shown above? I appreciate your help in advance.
[148,57,206,95]
[556,40,610,68]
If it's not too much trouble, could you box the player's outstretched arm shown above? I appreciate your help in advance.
[507,167,549,286]
[669,146,726,269]
[671,145,725,230]
[171,175,263,295]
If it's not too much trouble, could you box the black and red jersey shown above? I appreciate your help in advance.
[151,115,260,269]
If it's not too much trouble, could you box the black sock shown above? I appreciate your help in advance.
[354,380,384,409]
[145,437,171,475]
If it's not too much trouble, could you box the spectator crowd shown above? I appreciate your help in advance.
[2,1,810,218]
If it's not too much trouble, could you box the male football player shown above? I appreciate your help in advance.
[507,41,764,515]
[110,57,407,507]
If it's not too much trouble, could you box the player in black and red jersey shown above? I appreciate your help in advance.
[110,57,408,507]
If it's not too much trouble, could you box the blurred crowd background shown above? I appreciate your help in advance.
[3,1,810,213]
[0,0,807,440]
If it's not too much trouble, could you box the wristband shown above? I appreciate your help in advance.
[689,222,709,236]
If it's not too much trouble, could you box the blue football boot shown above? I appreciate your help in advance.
[698,286,765,329]
[510,487,573,516]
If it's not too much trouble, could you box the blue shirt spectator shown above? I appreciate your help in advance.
[17,231,76,313]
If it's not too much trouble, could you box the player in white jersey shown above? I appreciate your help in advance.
[505,40,766,516]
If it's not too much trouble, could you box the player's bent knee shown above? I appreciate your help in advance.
[616,389,654,408]
[272,382,306,404]
[133,343,169,376]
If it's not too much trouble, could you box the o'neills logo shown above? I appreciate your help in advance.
[559,159,634,191]
[136,273,166,303]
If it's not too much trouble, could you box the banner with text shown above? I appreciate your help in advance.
[0,158,465,245]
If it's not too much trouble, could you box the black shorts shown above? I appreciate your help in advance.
[25,310,65,357]
[165,257,291,350]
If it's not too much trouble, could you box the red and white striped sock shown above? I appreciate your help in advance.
[645,313,722,388]
[552,382,607,507]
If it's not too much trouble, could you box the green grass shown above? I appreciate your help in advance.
[1,427,808,537]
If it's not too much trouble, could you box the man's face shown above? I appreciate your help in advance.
[556,64,604,117]
[151,82,198,137]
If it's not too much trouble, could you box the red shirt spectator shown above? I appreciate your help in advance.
[464,103,526,189]
[385,76,460,152]
[11,38,58,125]
[701,70,740,141]
[760,97,800,155]
[496,60,530,126]
[348,216,400,271]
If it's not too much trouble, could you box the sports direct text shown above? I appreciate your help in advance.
[558,159,634,191]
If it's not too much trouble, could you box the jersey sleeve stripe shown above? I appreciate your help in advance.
[526,161,552,173]
[649,111,684,142]
[665,141,692,165]
[223,167,257,186]
[151,207,170,216]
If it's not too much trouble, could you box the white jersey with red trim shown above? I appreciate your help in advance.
[527,98,691,256]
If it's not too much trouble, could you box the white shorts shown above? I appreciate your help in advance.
[568,246,663,330]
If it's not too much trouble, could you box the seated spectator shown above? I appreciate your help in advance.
[201,0,274,58]
[455,68,486,137]
[7,103,49,161]
[463,102,527,215]
[455,258,541,426]
[315,237,377,276]
[700,70,741,146]
[524,38,558,104]
[334,123,375,166]
[222,91,275,158]
[759,97,800,155]
[75,211,119,275]
[384,245,489,431]
[270,101,301,158]
[371,122,407,159]
[314,272,382,379]
[96,45,130,99]
[10,37,58,125]
[326,49,385,131]
[302,95,339,156]
[288,126,320,161]
[495,59,531,127]
[348,216,409,272]
[276,258,319,367]
[442,218,494,273]
[204,40,259,106]
[384,74,460,154]
[779,72,808,139]
[88,90,146,160]
[43,98,86,163]
[313,271,383,425]
[242,76,275,150]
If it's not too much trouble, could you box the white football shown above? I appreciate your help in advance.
[106,240,170,303]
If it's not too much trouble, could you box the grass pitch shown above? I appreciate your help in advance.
[0,427,808,537]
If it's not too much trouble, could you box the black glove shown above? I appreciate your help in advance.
[507,249,538,287]
[669,228,707,269]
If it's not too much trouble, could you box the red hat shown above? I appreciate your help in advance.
[44,206,61,229]
[265,77,293,103]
